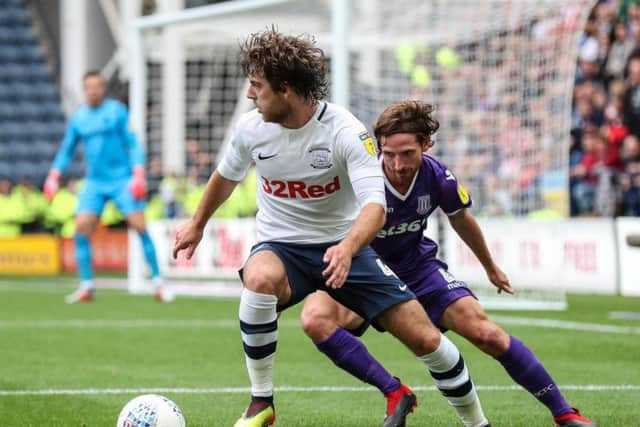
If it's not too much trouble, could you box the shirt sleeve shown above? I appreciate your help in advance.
[336,126,386,208]
[216,120,251,181]
[435,161,472,215]
[118,104,145,168]
[51,116,80,173]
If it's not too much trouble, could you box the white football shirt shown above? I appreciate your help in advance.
[217,102,385,244]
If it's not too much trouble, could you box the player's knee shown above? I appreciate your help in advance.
[130,223,146,233]
[396,324,442,355]
[127,213,146,232]
[242,274,278,294]
[75,220,94,236]
[470,323,508,355]
[300,305,335,341]
[413,330,442,355]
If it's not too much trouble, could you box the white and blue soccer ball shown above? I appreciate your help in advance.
[116,394,186,427]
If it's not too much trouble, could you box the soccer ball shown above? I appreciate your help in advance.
[116,394,186,427]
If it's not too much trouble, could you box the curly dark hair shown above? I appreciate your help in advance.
[240,28,328,103]
[373,100,440,148]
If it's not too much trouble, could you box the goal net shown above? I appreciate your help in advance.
[128,0,594,307]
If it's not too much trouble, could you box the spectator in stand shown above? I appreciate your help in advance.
[622,55,640,137]
[576,21,604,84]
[619,0,640,22]
[0,179,20,238]
[573,94,604,132]
[571,130,609,216]
[602,82,629,170]
[160,171,181,218]
[604,21,636,82]
[12,178,47,233]
[44,178,79,238]
[620,134,640,215]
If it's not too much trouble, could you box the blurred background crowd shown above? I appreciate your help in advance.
[570,0,640,217]
[2,0,640,238]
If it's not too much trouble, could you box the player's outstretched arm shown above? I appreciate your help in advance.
[172,170,239,259]
[44,121,80,201]
[448,209,513,294]
[323,202,385,289]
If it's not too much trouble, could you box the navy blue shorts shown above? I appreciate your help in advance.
[349,266,476,336]
[244,241,415,323]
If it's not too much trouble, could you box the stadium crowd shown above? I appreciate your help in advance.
[570,0,640,216]
[2,0,640,239]
[0,161,257,239]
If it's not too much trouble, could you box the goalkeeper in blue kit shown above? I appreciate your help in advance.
[44,71,168,303]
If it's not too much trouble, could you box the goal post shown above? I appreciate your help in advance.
[127,0,596,304]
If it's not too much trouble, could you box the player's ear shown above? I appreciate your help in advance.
[280,81,292,97]
[420,136,432,151]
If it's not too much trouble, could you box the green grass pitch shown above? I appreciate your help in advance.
[0,277,638,426]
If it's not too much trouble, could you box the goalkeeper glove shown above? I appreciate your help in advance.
[43,170,61,202]
[129,166,147,200]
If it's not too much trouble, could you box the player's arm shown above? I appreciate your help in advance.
[447,209,513,294]
[173,120,249,260]
[323,127,387,288]
[172,171,239,260]
[323,184,386,289]
[44,119,79,201]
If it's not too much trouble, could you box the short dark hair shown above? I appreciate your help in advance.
[83,70,103,81]
[240,28,328,102]
[373,100,440,148]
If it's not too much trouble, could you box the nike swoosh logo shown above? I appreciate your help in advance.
[258,153,278,160]
[399,284,407,291]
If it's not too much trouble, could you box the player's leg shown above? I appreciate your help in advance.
[114,183,166,300]
[64,212,100,303]
[301,292,414,422]
[331,248,487,427]
[376,300,489,427]
[235,248,294,427]
[126,211,160,279]
[125,210,167,301]
[65,182,104,304]
[440,296,596,426]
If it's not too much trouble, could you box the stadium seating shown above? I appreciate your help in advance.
[0,0,66,184]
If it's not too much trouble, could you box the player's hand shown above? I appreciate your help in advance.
[129,166,147,200]
[487,264,513,294]
[43,170,61,202]
[172,219,204,260]
[322,242,353,289]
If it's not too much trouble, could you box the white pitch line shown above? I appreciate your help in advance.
[0,319,300,329]
[1,317,639,335]
[0,384,639,397]
[491,315,640,335]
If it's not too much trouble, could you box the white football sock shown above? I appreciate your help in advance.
[239,288,278,397]
[418,334,488,427]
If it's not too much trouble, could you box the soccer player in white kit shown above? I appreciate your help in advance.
[172,29,486,427]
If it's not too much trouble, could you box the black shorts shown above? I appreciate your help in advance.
[242,241,415,323]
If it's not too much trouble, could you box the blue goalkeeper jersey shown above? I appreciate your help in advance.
[52,98,144,182]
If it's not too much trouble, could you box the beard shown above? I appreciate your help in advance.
[256,102,288,124]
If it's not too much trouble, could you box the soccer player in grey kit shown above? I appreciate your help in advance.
[301,100,596,427]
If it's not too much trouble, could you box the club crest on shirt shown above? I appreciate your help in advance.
[457,183,470,204]
[417,194,431,215]
[308,147,333,169]
[359,131,377,156]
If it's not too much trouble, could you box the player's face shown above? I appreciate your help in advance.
[380,133,429,185]
[83,76,106,108]
[246,74,289,123]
